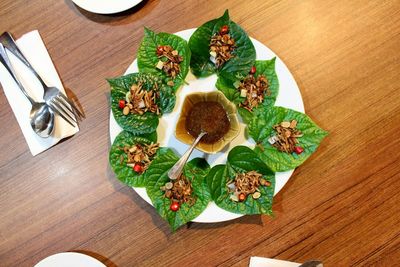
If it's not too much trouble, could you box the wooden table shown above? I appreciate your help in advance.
[1,0,399,266]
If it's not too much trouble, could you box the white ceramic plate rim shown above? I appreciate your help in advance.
[109,28,304,223]
[71,0,143,14]
[34,252,105,267]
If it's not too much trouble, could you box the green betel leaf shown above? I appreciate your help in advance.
[145,150,211,231]
[249,106,328,172]
[206,146,275,215]
[216,59,279,124]
[227,146,274,174]
[108,72,176,135]
[109,130,160,187]
[188,11,229,78]
[254,58,279,107]
[215,75,241,104]
[218,20,256,81]
[158,84,175,113]
[238,107,253,125]
[189,10,256,80]
[137,28,191,91]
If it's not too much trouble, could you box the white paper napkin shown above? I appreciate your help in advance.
[249,257,300,267]
[0,30,79,156]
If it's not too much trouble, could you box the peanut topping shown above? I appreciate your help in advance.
[209,26,236,67]
[238,74,270,111]
[160,174,197,206]
[227,171,270,202]
[124,82,160,116]
[156,45,183,79]
[270,120,303,153]
[123,142,159,173]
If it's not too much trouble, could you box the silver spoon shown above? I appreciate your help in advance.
[0,43,54,137]
[168,131,207,180]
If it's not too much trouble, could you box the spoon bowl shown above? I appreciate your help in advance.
[30,102,55,138]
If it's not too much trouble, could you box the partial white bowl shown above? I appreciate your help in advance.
[35,252,105,267]
[71,0,143,14]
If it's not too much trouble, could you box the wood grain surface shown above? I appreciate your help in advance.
[1,0,399,266]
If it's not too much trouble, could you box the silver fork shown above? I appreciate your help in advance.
[0,32,84,126]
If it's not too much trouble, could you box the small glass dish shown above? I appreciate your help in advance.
[175,91,240,154]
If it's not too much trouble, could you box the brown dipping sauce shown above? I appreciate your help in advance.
[185,101,230,144]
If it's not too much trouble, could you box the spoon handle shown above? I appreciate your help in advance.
[168,132,207,180]
[0,32,32,68]
[0,43,35,104]
[0,32,47,88]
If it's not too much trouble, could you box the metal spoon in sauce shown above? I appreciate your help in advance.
[168,131,207,180]
[0,43,55,137]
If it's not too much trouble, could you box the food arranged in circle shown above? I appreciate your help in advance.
[108,10,328,231]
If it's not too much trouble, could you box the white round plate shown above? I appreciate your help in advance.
[34,252,105,267]
[109,28,304,223]
[71,0,143,14]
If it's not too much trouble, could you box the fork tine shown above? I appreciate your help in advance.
[54,95,74,116]
[57,95,83,120]
[48,102,75,127]
[51,98,78,124]
[58,93,85,119]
